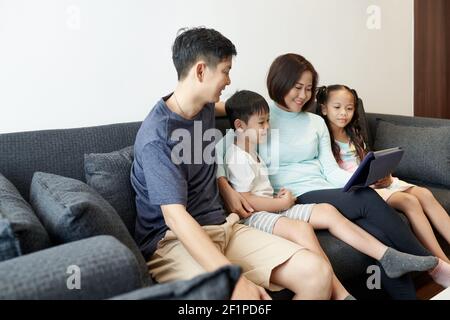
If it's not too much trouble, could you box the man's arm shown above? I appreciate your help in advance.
[217,176,254,218]
[215,101,227,117]
[161,204,270,300]
[161,204,230,271]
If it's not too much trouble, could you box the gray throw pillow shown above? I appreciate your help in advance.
[84,146,136,236]
[374,120,450,187]
[29,172,149,282]
[0,218,21,262]
[111,265,241,300]
[0,173,51,254]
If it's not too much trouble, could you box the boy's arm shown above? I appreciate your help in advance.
[240,192,293,213]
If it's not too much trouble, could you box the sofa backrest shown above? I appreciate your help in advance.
[2,110,447,205]
[366,113,450,149]
[0,122,142,201]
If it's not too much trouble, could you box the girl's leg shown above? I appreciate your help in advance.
[273,217,350,300]
[388,191,450,263]
[405,187,450,250]
[297,188,432,257]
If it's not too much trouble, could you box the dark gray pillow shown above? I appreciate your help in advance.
[0,218,21,262]
[112,265,241,300]
[29,172,149,283]
[84,146,136,236]
[374,120,450,187]
[0,173,51,254]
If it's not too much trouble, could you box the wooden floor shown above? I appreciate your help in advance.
[415,273,445,300]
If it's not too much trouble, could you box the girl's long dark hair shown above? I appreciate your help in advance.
[316,85,367,163]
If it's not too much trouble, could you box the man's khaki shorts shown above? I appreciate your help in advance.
[147,213,304,291]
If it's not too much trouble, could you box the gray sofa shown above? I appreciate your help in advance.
[0,102,448,299]
[0,121,241,300]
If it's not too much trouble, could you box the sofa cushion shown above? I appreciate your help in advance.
[29,172,149,282]
[0,173,51,254]
[0,218,21,262]
[0,236,145,299]
[373,120,450,187]
[84,146,136,236]
[111,265,241,300]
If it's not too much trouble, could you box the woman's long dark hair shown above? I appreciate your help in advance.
[316,85,367,163]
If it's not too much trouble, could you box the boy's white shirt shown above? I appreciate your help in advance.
[224,143,274,199]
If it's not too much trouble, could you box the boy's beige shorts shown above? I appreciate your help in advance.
[147,213,304,291]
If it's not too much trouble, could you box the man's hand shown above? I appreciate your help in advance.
[231,276,272,300]
[374,175,394,189]
[218,177,254,218]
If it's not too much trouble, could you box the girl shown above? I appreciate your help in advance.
[316,84,450,288]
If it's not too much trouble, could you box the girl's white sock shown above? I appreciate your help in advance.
[429,258,450,288]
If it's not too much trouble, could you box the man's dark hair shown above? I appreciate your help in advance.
[172,27,237,80]
[225,90,270,129]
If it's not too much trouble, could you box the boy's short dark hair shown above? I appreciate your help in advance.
[172,27,237,80]
[225,90,270,129]
[266,53,318,111]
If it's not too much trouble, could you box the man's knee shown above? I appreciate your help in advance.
[292,251,333,293]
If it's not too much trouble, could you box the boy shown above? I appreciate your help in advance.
[130,27,333,300]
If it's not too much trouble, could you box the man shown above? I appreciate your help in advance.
[131,27,332,300]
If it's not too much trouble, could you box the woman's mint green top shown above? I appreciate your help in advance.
[215,103,352,197]
[257,103,352,197]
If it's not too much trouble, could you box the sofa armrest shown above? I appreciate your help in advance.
[0,235,145,300]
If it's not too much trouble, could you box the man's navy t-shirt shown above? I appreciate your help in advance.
[131,94,226,260]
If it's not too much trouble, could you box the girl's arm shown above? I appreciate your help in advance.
[240,191,295,213]
[317,118,352,186]
[373,174,394,189]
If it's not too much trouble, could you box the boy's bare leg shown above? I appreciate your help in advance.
[273,217,350,300]
[309,204,387,260]
[308,204,438,278]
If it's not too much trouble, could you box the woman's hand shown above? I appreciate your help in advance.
[217,177,254,218]
[374,175,394,189]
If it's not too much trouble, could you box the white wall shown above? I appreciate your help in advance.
[0,0,413,134]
